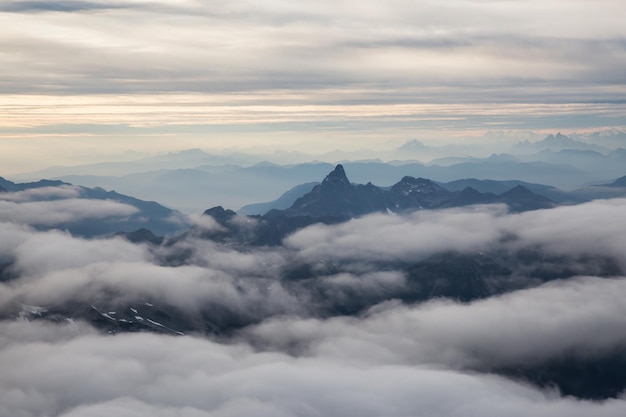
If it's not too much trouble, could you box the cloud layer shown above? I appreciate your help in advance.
[2,199,626,414]
[2,318,626,417]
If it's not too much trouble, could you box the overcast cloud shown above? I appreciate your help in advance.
[1,0,625,174]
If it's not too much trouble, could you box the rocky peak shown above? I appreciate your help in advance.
[203,206,237,225]
[321,164,351,190]
[391,176,444,195]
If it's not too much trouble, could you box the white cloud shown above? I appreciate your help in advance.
[498,198,626,263]
[0,198,138,226]
[248,275,626,369]
[286,199,626,267]
[0,185,80,202]
[1,319,626,417]
[0,199,626,414]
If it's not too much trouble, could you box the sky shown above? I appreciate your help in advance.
[1,0,626,173]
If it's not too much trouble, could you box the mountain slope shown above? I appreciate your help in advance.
[238,182,319,215]
[276,165,555,221]
[0,176,187,236]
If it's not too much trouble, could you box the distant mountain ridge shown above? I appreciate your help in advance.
[0,176,187,237]
[238,182,320,215]
[513,132,611,154]
[193,165,557,246]
[273,164,555,220]
[13,131,626,213]
[605,175,626,187]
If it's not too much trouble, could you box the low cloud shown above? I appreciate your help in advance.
[0,185,80,202]
[2,199,626,414]
[248,275,626,368]
[1,320,626,417]
[286,205,507,263]
[499,198,626,263]
[286,199,626,267]
[0,198,138,226]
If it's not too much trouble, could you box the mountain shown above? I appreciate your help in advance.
[0,176,187,237]
[439,178,576,203]
[397,139,430,153]
[604,175,626,187]
[404,253,515,302]
[277,165,555,221]
[283,165,389,218]
[116,228,164,245]
[497,185,554,212]
[389,176,455,210]
[238,182,319,215]
[46,162,336,213]
[512,133,610,154]
[196,165,557,247]
[609,148,626,159]
[563,174,626,202]
[577,129,626,149]
[23,155,603,213]
[238,173,588,218]
[0,177,66,191]
[12,149,262,179]
[517,149,626,181]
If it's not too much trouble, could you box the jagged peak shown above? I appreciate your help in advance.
[321,164,351,188]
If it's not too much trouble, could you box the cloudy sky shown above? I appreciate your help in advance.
[1,0,626,172]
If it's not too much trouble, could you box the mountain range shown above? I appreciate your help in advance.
[0,176,187,237]
[188,165,557,246]
[8,130,626,213]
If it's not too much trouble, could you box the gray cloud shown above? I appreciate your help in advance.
[10,233,149,278]
[1,0,624,104]
[2,199,626,414]
[247,275,626,368]
[0,224,300,320]
[2,198,626,318]
[1,320,626,417]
